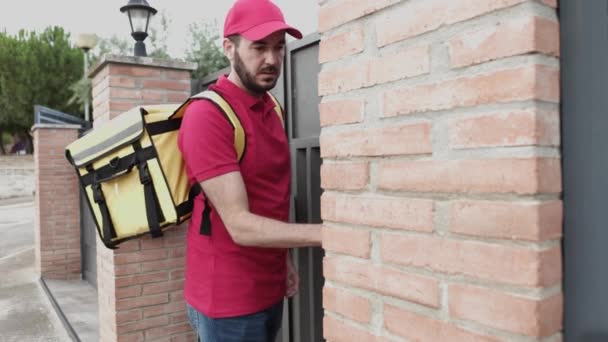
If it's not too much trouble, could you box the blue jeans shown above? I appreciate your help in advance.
[187,300,284,342]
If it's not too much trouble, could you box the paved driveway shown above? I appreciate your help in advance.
[0,197,71,341]
[0,198,35,259]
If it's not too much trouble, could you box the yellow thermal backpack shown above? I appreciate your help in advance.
[65,90,283,249]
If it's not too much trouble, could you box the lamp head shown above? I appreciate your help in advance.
[120,0,157,56]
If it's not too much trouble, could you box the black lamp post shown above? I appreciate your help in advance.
[120,0,157,57]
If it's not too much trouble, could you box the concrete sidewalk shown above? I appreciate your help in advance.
[0,196,71,341]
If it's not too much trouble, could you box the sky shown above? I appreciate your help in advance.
[0,0,319,58]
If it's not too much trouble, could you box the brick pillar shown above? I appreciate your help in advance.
[89,55,196,342]
[319,1,562,341]
[32,124,81,280]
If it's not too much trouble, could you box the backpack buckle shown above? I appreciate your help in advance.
[138,163,151,185]
[92,183,104,203]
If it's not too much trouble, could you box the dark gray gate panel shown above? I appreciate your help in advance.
[80,187,97,287]
[286,33,324,342]
[78,128,98,288]
[562,1,608,341]
[289,144,324,342]
[287,34,321,141]
[289,142,324,342]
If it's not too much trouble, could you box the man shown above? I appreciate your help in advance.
[177,0,322,341]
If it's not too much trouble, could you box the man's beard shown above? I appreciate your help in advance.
[234,51,279,96]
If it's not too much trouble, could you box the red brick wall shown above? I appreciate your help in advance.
[91,62,192,124]
[33,126,81,280]
[97,230,192,342]
[318,0,562,341]
[91,59,195,342]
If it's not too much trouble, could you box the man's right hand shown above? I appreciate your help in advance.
[199,171,322,248]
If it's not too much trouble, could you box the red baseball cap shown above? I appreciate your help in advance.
[223,0,303,41]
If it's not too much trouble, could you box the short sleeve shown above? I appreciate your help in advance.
[177,99,240,183]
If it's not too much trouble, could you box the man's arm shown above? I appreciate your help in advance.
[200,171,322,248]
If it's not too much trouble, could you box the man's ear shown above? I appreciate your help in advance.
[223,38,235,61]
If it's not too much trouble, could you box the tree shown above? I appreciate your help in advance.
[67,15,228,130]
[184,22,229,79]
[147,11,172,59]
[88,10,172,65]
[69,12,173,113]
[90,35,131,65]
[0,132,9,155]
[0,27,83,153]
[67,35,131,113]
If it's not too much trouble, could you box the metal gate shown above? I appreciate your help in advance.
[562,2,608,341]
[80,167,97,287]
[284,34,324,342]
[193,33,324,342]
[76,131,97,287]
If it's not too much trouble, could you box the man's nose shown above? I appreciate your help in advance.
[265,50,281,66]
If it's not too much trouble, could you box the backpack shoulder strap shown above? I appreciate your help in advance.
[190,90,246,162]
[267,92,284,128]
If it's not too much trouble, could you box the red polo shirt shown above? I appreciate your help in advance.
[177,76,291,318]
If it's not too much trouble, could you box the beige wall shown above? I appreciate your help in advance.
[0,155,34,199]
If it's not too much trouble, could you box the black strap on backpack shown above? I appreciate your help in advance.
[81,144,163,248]
[176,184,211,236]
[86,164,118,249]
[133,141,165,239]
[80,147,156,186]
[200,196,212,236]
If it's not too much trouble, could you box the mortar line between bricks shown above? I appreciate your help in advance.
[320,54,559,100]
[450,317,543,342]
[540,332,564,342]
[323,310,377,334]
[321,100,561,135]
[324,257,562,302]
[324,220,562,249]
[322,189,561,202]
[322,150,562,162]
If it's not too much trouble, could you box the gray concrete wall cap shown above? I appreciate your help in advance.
[31,124,82,132]
[88,54,198,78]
